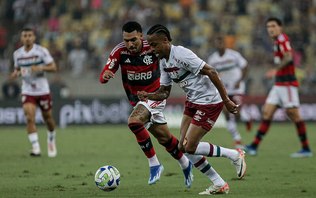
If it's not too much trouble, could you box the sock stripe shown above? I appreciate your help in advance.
[200,164,211,173]
[194,156,206,167]
[216,146,221,157]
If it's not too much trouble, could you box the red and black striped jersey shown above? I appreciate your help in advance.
[99,40,160,106]
[273,33,299,87]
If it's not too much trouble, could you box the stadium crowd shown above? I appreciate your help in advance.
[1,0,316,98]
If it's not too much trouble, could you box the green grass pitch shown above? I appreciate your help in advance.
[0,123,315,197]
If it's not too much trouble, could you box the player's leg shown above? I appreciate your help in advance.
[22,95,40,156]
[286,108,312,157]
[246,86,279,155]
[149,123,193,188]
[281,86,313,157]
[40,94,57,157]
[127,104,162,184]
[223,108,243,148]
[226,95,244,148]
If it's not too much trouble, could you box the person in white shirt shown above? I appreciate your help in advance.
[11,27,57,157]
[207,35,252,149]
[137,24,247,195]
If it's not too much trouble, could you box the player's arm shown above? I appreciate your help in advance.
[99,49,120,84]
[200,63,238,114]
[275,51,293,70]
[137,85,172,101]
[31,62,57,72]
[99,66,115,83]
[10,68,21,79]
[235,64,248,89]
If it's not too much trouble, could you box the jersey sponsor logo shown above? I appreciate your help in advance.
[127,70,152,81]
[143,55,153,65]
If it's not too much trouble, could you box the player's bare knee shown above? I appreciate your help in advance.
[127,116,142,126]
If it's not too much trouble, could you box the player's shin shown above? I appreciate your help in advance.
[128,122,159,166]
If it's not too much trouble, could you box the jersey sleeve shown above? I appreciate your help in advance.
[235,51,248,69]
[179,46,205,75]
[278,34,292,54]
[159,62,173,86]
[41,47,54,64]
[99,45,121,84]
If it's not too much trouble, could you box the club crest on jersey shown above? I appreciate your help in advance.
[143,55,153,65]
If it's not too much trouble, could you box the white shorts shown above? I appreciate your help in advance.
[135,99,167,129]
[266,85,300,108]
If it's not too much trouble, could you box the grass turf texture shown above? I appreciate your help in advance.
[0,123,315,198]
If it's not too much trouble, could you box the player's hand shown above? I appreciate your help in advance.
[224,99,239,114]
[10,70,20,79]
[137,91,148,101]
[234,81,241,89]
[102,70,115,80]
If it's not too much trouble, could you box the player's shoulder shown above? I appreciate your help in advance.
[172,45,194,56]
[13,46,24,55]
[110,42,127,55]
[277,33,290,42]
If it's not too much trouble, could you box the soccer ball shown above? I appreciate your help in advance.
[94,165,120,191]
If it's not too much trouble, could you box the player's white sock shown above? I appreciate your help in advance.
[186,154,225,186]
[178,155,190,169]
[208,167,226,186]
[195,142,239,161]
[47,130,56,142]
[28,132,40,153]
[148,154,160,167]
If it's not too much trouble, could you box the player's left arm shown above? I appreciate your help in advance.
[200,63,238,114]
[137,85,172,101]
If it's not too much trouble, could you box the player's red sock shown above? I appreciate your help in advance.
[161,135,183,160]
[295,121,310,150]
[252,119,271,148]
[128,123,156,158]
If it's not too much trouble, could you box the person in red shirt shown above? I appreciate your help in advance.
[99,21,193,187]
[245,17,312,158]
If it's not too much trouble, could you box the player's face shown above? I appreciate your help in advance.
[21,31,35,47]
[266,21,282,39]
[123,30,143,54]
[214,37,225,51]
[147,34,169,59]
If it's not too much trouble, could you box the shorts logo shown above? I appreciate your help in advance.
[196,110,205,116]
[206,118,215,126]
[193,115,202,121]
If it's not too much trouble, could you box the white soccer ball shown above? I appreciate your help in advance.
[94,165,120,191]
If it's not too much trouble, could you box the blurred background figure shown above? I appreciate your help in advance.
[67,38,88,78]
[2,76,20,100]
[208,35,251,149]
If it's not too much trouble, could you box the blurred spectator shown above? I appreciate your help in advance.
[0,23,8,55]
[2,77,20,100]
[67,38,88,77]
[50,74,70,99]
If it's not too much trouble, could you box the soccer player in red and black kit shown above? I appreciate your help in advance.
[245,17,313,158]
[99,21,194,187]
